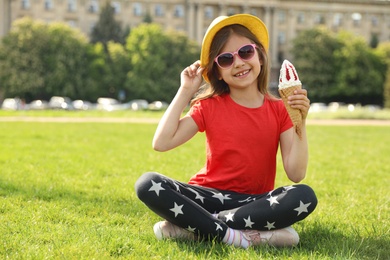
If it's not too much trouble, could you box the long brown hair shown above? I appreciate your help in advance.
[191,24,272,106]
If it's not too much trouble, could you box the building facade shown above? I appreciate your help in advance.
[1,0,390,73]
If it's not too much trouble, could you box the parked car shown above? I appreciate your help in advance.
[328,102,346,112]
[128,99,149,111]
[309,102,327,113]
[96,97,129,111]
[72,100,94,110]
[148,101,168,111]
[1,98,23,110]
[49,96,73,110]
[28,100,49,110]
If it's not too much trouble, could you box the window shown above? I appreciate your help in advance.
[89,22,96,34]
[352,13,362,27]
[278,10,286,24]
[21,0,30,9]
[278,31,286,45]
[112,1,121,14]
[133,3,143,16]
[333,13,343,27]
[314,13,325,25]
[174,5,184,17]
[227,8,236,16]
[155,4,164,17]
[88,0,99,13]
[68,0,76,12]
[297,12,305,24]
[67,20,77,28]
[204,6,214,19]
[44,0,53,10]
[371,16,379,27]
[249,9,258,17]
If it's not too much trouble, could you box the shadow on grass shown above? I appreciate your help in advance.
[298,221,389,259]
[2,181,388,259]
[0,179,140,217]
[139,221,389,259]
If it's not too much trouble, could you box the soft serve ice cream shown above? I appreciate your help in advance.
[278,60,303,139]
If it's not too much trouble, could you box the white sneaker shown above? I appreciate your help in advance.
[153,221,196,241]
[242,226,299,247]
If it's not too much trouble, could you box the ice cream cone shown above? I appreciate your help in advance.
[278,60,304,139]
[278,85,303,139]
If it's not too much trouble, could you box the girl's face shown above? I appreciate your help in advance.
[216,34,262,90]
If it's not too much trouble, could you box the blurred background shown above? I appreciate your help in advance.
[1,0,389,113]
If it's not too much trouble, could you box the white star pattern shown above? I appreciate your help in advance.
[238,196,256,203]
[264,221,276,230]
[283,185,296,192]
[243,216,255,228]
[267,195,280,206]
[173,182,180,192]
[187,188,205,204]
[170,202,184,217]
[186,226,196,233]
[212,192,232,204]
[148,180,165,196]
[215,222,223,231]
[294,201,312,216]
[225,212,235,222]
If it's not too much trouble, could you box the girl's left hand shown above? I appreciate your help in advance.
[288,89,310,120]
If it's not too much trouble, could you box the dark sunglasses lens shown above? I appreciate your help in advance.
[238,45,255,60]
[217,54,234,68]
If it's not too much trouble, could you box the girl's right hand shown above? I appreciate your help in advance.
[180,60,204,94]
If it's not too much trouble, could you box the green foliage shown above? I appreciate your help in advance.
[292,28,343,102]
[143,13,153,23]
[104,41,132,99]
[334,32,386,104]
[88,1,130,100]
[292,28,387,105]
[0,17,104,101]
[90,1,125,45]
[0,119,389,259]
[376,42,390,108]
[0,17,200,103]
[125,24,199,102]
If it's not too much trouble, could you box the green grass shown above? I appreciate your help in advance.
[0,109,166,118]
[307,107,390,120]
[0,119,389,259]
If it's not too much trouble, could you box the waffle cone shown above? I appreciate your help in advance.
[278,85,303,139]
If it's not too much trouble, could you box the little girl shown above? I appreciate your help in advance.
[135,14,317,248]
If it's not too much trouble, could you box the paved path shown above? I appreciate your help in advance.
[1,116,390,126]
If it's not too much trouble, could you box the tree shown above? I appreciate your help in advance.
[376,42,390,108]
[143,13,153,23]
[292,28,343,103]
[125,24,199,102]
[292,28,386,105]
[104,41,132,99]
[0,17,106,101]
[335,32,386,105]
[370,34,379,49]
[90,1,125,46]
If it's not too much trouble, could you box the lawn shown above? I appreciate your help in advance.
[0,118,389,259]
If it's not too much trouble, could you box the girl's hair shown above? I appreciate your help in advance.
[191,24,272,106]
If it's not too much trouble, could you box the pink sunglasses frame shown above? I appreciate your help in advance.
[214,43,258,69]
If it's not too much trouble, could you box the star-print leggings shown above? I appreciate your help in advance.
[135,172,317,241]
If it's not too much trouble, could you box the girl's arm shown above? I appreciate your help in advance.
[152,61,204,152]
[280,89,310,183]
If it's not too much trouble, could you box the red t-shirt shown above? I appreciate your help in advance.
[188,94,293,194]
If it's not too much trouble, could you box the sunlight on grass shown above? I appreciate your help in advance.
[0,121,389,259]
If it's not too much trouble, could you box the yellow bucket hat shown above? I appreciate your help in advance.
[200,14,269,82]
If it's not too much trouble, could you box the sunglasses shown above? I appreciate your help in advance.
[214,43,257,69]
